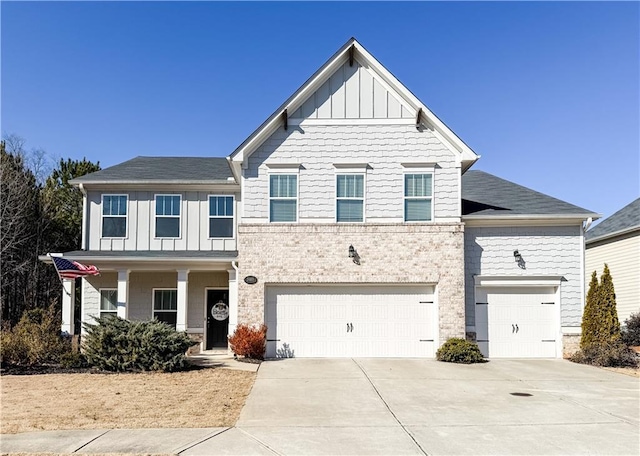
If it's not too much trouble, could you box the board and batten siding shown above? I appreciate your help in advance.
[242,124,460,222]
[86,190,238,251]
[464,225,584,327]
[290,60,414,120]
[586,233,640,324]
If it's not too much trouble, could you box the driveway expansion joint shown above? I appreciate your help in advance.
[352,358,429,456]
[236,427,282,455]
[175,427,230,454]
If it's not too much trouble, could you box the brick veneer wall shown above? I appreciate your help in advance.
[237,223,466,345]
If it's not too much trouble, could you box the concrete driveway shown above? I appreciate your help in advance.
[236,359,639,455]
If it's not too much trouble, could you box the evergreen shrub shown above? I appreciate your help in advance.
[82,316,196,372]
[570,341,638,368]
[228,324,267,360]
[436,338,486,364]
[622,312,640,347]
[0,305,71,366]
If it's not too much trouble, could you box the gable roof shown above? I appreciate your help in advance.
[462,170,598,219]
[70,156,235,185]
[586,197,640,243]
[229,37,479,172]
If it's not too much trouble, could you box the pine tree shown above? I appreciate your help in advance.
[581,271,600,349]
[598,264,621,343]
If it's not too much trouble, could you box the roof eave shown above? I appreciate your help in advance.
[463,213,600,222]
[586,225,640,244]
[68,179,238,186]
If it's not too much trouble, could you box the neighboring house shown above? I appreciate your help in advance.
[585,198,640,325]
[42,38,598,359]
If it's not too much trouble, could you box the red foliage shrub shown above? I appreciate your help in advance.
[228,324,267,360]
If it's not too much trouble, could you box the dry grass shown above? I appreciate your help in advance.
[0,368,255,434]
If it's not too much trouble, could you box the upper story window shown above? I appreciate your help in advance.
[100,289,117,319]
[155,195,181,238]
[153,289,177,329]
[336,174,364,222]
[209,195,234,238]
[102,194,127,238]
[404,173,433,222]
[269,174,297,222]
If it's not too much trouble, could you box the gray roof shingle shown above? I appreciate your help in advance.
[71,156,235,184]
[462,170,597,218]
[586,198,640,242]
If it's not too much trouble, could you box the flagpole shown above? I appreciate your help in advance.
[49,254,72,296]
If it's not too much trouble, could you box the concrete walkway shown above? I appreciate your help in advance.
[1,359,638,455]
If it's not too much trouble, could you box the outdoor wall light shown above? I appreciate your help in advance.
[513,250,522,261]
[513,250,526,269]
[348,245,361,265]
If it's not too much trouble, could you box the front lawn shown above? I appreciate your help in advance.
[0,368,255,434]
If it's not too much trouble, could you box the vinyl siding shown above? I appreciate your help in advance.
[290,60,414,120]
[87,190,238,251]
[465,225,583,327]
[586,233,640,324]
[242,124,460,222]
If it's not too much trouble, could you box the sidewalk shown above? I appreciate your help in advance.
[0,427,276,455]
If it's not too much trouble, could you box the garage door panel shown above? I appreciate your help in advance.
[266,286,435,358]
[476,287,557,358]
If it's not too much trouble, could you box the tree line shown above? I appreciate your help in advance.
[1,134,100,326]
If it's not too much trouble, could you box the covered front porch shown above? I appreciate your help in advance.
[44,251,238,353]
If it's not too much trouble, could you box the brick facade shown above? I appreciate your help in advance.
[237,222,466,344]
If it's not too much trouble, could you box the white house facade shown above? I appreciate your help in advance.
[44,38,598,359]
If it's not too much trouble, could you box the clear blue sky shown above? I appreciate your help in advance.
[2,1,638,221]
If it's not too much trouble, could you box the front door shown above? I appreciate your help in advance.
[206,290,229,349]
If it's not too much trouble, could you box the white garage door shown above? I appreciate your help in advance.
[475,287,558,358]
[265,285,437,358]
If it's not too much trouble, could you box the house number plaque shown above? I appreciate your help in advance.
[244,275,258,285]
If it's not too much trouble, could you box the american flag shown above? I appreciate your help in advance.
[52,256,100,280]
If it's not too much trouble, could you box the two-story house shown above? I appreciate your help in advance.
[45,38,598,358]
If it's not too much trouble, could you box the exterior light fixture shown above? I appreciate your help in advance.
[513,250,526,269]
[513,250,522,261]
[348,245,360,265]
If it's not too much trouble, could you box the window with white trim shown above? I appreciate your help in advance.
[153,289,177,329]
[155,195,181,238]
[100,289,117,319]
[404,173,433,222]
[102,195,127,238]
[269,174,297,222]
[209,195,234,238]
[336,174,364,222]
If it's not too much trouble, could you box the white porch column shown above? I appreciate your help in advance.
[227,267,238,337]
[176,270,189,332]
[117,270,129,319]
[61,279,75,335]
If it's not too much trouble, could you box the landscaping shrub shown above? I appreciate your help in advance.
[570,341,638,368]
[59,351,89,369]
[228,324,267,360]
[621,312,640,347]
[0,305,71,366]
[82,316,196,372]
[436,338,486,364]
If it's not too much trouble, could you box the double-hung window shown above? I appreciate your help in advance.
[269,174,297,222]
[102,195,127,238]
[336,174,364,222]
[404,173,433,222]
[155,195,181,238]
[153,289,177,329]
[209,195,234,238]
[100,289,117,319]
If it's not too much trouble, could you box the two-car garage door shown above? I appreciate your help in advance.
[265,285,437,358]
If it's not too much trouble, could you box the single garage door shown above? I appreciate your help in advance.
[475,287,558,358]
[265,285,437,358]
